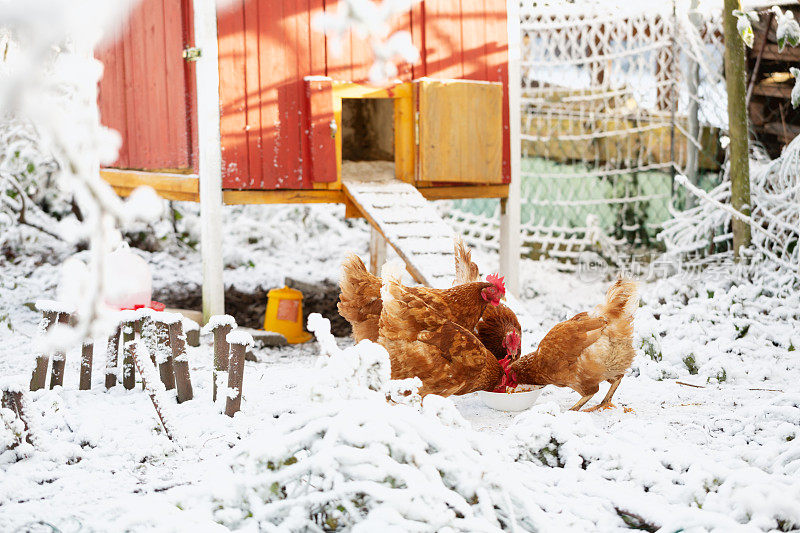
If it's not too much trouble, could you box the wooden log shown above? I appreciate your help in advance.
[30,310,57,391]
[224,331,253,417]
[48,312,71,389]
[105,325,121,389]
[751,82,792,99]
[202,315,236,402]
[169,321,193,403]
[121,323,136,390]
[79,341,93,390]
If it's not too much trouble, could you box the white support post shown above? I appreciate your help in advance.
[500,0,522,296]
[194,0,225,322]
[369,227,387,275]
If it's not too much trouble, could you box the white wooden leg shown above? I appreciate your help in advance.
[194,0,224,323]
[369,227,387,275]
[500,0,522,295]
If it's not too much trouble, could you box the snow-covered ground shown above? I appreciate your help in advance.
[1,203,799,532]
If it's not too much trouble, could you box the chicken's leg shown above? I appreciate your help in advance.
[585,376,623,412]
[568,394,595,411]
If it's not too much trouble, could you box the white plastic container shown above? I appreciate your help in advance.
[104,245,152,309]
[478,386,544,412]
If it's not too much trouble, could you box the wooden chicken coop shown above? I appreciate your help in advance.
[95,0,522,319]
[747,2,800,157]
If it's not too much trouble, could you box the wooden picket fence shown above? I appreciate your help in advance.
[26,304,252,442]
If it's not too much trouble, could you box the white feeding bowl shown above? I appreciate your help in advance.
[478,386,544,412]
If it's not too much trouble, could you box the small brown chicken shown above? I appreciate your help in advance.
[378,271,505,396]
[454,238,522,360]
[338,253,506,342]
[510,278,638,411]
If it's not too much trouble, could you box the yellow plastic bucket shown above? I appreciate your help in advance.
[263,286,313,344]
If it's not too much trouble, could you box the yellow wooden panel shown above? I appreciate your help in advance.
[101,169,200,201]
[222,189,345,205]
[415,79,503,184]
[418,184,508,200]
[394,91,415,183]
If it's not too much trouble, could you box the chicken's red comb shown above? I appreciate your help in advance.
[486,273,506,294]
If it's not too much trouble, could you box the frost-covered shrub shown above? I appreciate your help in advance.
[632,277,800,384]
[662,136,800,291]
[508,400,800,531]
[0,118,66,228]
[197,316,545,532]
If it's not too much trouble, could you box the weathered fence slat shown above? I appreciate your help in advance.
[169,321,193,403]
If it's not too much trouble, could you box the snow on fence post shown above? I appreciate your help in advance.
[117,310,141,390]
[201,315,236,402]
[144,313,176,390]
[166,314,193,403]
[139,311,156,367]
[30,309,58,391]
[1,384,32,448]
[182,317,200,347]
[224,330,253,417]
[105,325,121,389]
[121,321,136,390]
[48,311,71,389]
[129,340,177,441]
[79,340,93,391]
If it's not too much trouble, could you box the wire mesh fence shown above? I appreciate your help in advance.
[444,0,730,266]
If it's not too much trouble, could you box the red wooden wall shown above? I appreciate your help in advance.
[97,0,197,171]
[216,0,510,190]
[97,0,509,189]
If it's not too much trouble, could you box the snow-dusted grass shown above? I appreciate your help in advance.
[1,204,799,532]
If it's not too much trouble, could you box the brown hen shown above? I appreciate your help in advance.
[378,272,504,396]
[511,278,638,411]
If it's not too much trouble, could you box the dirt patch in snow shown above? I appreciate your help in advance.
[152,277,352,337]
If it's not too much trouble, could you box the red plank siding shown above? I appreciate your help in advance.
[460,0,488,81]
[304,78,337,182]
[483,0,510,183]
[102,0,509,189]
[217,0,249,187]
[423,0,465,79]
[97,0,192,170]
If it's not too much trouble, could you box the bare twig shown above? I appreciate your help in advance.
[130,340,177,442]
[6,176,62,241]
[676,380,705,388]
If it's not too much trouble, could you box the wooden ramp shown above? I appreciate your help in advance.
[343,171,456,289]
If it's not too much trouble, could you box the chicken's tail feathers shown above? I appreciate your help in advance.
[454,236,480,284]
[597,277,639,321]
[340,253,368,283]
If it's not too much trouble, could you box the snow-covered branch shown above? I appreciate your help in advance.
[0,0,166,347]
[313,0,420,82]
